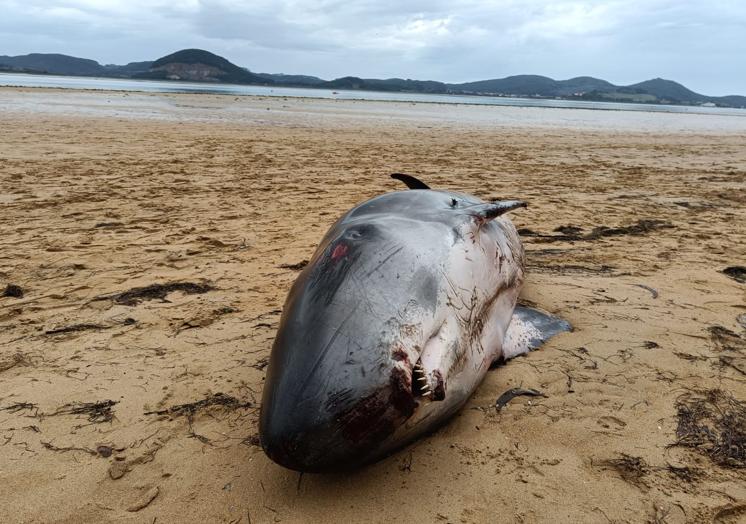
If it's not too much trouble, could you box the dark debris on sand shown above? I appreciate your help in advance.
[45,323,108,336]
[708,326,745,352]
[520,219,673,243]
[0,353,32,373]
[279,260,309,270]
[107,282,214,306]
[251,357,269,371]
[603,454,650,487]
[52,400,118,423]
[722,266,746,284]
[144,393,253,424]
[1,401,38,415]
[673,389,746,469]
[241,434,261,447]
[2,284,24,298]
[495,388,546,409]
[41,441,98,456]
[45,318,136,336]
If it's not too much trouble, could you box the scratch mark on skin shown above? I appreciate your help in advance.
[297,303,359,397]
[365,246,404,278]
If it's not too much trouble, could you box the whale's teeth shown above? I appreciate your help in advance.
[417,376,428,382]
[422,391,432,397]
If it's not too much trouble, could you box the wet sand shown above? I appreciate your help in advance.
[1,87,745,523]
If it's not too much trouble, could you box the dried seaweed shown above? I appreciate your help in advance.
[2,283,24,298]
[708,326,745,352]
[45,323,108,335]
[585,220,672,240]
[718,356,746,376]
[279,260,309,270]
[251,357,269,371]
[522,219,672,243]
[527,263,615,275]
[666,464,699,482]
[52,400,118,423]
[0,352,31,373]
[41,441,97,456]
[1,402,38,415]
[107,282,214,306]
[674,389,746,468]
[146,393,253,444]
[144,393,252,424]
[603,454,649,486]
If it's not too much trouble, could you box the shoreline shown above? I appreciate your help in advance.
[1,75,745,118]
[2,86,746,134]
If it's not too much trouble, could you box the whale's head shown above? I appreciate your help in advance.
[259,190,525,472]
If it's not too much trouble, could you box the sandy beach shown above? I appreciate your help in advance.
[1,87,745,523]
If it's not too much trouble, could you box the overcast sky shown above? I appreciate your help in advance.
[1,0,744,95]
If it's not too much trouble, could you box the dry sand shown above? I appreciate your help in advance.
[1,87,745,523]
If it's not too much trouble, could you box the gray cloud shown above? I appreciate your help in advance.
[0,0,743,94]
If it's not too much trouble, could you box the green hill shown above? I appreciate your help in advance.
[256,72,325,85]
[626,78,708,103]
[137,49,270,84]
[453,75,559,96]
[0,53,104,75]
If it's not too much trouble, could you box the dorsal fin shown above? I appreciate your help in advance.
[391,173,431,190]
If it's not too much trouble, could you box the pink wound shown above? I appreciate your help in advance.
[331,243,349,261]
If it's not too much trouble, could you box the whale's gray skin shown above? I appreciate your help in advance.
[260,175,563,472]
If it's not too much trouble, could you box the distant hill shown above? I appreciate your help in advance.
[449,74,616,97]
[104,61,153,76]
[257,72,325,85]
[714,94,746,107]
[555,76,617,96]
[1,48,743,108]
[447,74,744,107]
[626,78,708,103]
[453,75,559,96]
[136,49,270,84]
[0,53,104,75]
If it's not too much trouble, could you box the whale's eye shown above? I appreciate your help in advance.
[450,198,458,208]
[344,224,377,241]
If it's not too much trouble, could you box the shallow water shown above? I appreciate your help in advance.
[2,86,745,134]
[1,72,744,117]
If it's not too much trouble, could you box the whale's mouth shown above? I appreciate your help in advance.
[409,317,453,402]
[412,358,446,401]
[412,361,432,398]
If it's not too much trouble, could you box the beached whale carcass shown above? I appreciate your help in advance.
[259,174,568,472]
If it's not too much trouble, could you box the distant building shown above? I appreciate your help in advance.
[700,102,716,107]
